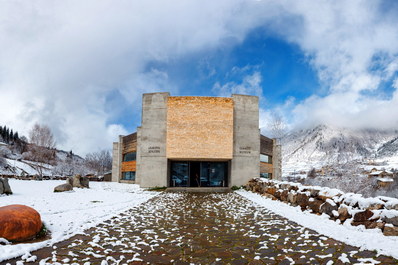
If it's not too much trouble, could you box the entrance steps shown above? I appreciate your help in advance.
[166,187,231,193]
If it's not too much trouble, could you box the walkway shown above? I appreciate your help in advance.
[7,192,398,264]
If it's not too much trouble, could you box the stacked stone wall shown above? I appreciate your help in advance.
[246,178,398,236]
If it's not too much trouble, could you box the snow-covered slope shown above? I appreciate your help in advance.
[283,125,398,174]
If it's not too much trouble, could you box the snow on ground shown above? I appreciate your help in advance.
[0,179,158,262]
[237,190,398,259]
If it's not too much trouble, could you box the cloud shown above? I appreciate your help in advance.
[0,0,270,154]
[1,0,398,156]
[212,70,263,98]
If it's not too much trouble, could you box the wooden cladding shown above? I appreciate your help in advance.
[260,161,272,173]
[121,161,136,172]
[122,132,137,154]
[166,97,233,160]
[260,135,273,156]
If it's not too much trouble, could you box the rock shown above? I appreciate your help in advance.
[367,203,384,210]
[366,221,385,230]
[280,184,291,190]
[262,193,276,200]
[280,190,289,202]
[72,174,82,188]
[68,174,89,188]
[296,193,309,209]
[385,204,398,210]
[383,226,398,236]
[80,176,89,188]
[0,178,12,195]
[265,187,276,196]
[54,183,73,192]
[305,188,319,197]
[0,204,42,241]
[287,192,297,205]
[353,209,374,222]
[66,176,73,186]
[320,201,339,217]
[337,206,351,222]
[383,216,398,226]
[308,199,323,213]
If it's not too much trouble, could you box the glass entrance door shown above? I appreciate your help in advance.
[200,162,227,187]
[169,161,228,187]
[170,162,189,187]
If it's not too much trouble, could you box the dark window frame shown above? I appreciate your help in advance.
[123,152,136,162]
[122,171,136,180]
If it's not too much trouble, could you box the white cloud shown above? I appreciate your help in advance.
[212,71,263,98]
[1,0,398,155]
[0,0,270,154]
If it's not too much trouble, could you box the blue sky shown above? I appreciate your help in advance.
[1,1,398,155]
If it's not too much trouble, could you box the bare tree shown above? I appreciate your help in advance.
[269,112,286,142]
[23,124,56,179]
[85,150,112,176]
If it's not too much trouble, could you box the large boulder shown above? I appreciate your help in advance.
[0,204,42,241]
[68,174,89,188]
[54,183,73,192]
[0,178,12,195]
[80,176,89,188]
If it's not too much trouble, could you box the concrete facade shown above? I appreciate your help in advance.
[230,95,260,186]
[112,92,281,188]
[136,93,169,187]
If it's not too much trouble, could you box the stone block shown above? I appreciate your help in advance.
[320,201,339,217]
[54,183,73,192]
[337,206,351,222]
[353,209,375,222]
[308,199,323,213]
[383,226,398,236]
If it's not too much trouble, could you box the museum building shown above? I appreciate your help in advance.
[111,92,281,188]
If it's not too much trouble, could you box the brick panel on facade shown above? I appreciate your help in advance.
[166,96,233,160]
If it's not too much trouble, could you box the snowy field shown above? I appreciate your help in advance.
[0,179,158,262]
[238,190,398,259]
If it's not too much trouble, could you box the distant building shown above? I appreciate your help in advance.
[112,92,281,188]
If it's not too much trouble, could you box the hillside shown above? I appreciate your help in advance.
[0,142,85,177]
[282,125,398,175]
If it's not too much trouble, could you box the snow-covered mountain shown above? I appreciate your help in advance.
[282,125,398,174]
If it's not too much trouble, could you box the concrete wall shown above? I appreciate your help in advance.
[136,93,169,187]
[111,139,122,182]
[272,139,282,180]
[166,96,233,160]
[230,94,260,186]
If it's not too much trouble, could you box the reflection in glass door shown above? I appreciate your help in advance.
[170,162,189,187]
[200,162,227,187]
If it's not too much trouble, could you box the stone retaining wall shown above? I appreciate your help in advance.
[246,178,398,236]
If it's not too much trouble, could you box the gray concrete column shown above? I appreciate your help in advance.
[272,138,282,180]
[111,137,122,182]
[136,92,169,188]
[230,94,260,186]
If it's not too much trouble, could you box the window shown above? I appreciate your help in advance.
[260,173,272,179]
[260,154,272,164]
[122,171,135,180]
[123,152,136,162]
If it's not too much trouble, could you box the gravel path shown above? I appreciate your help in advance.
[6,192,398,264]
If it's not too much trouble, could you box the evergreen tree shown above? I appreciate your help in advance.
[5,127,10,143]
[9,129,13,143]
[14,131,19,142]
